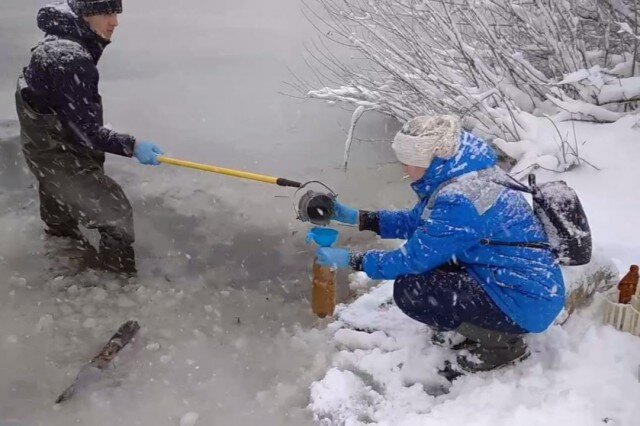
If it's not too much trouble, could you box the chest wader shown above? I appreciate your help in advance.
[15,75,136,275]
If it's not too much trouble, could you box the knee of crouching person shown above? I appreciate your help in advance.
[393,276,420,314]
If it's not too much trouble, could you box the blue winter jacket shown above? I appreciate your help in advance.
[360,132,565,333]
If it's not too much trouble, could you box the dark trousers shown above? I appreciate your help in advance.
[35,164,136,271]
[16,82,136,274]
[393,266,526,334]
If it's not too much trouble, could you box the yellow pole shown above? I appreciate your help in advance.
[158,155,295,186]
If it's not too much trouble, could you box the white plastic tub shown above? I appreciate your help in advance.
[601,286,640,336]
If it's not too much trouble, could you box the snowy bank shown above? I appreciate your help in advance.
[309,275,640,425]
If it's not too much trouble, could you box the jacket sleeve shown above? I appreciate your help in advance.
[360,193,481,280]
[359,204,423,240]
[377,207,423,239]
[52,55,135,157]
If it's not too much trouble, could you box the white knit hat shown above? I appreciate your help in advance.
[391,115,462,168]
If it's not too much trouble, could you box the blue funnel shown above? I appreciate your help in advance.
[306,227,339,247]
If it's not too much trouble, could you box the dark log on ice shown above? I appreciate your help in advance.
[55,320,140,404]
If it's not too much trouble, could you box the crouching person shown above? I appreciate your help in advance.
[317,115,565,373]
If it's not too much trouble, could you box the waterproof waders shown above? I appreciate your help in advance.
[15,75,136,275]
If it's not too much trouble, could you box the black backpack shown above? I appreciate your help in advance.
[490,174,592,266]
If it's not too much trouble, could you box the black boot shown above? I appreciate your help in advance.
[45,224,84,240]
[438,360,465,382]
[99,245,137,276]
[431,330,476,350]
[43,227,100,273]
[455,323,529,373]
[98,232,137,276]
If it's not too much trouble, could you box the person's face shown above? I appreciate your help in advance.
[402,164,427,182]
[84,13,119,41]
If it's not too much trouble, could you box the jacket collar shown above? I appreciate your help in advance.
[410,131,498,200]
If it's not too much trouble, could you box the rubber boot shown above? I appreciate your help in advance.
[99,237,137,276]
[45,224,83,240]
[43,227,100,274]
[455,323,529,372]
[431,330,476,350]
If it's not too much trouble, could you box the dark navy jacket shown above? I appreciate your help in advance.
[360,132,565,333]
[23,1,134,157]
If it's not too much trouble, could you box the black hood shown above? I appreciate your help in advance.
[37,1,109,63]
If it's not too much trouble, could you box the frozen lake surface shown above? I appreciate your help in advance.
[0,1,404,424]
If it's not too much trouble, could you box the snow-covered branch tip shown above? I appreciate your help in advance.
[342,106,372,171]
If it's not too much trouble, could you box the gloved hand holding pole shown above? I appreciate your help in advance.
[134,141,164,165]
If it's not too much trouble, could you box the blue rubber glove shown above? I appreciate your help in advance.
[316,247,351,269]
[134,141,164,166]
[332,201,358,225]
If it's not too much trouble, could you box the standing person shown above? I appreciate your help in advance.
[15,0,164,275]
[317,115,565,373]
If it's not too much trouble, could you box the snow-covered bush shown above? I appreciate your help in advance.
[299,0,640,156]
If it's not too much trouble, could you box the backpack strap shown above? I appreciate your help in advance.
[491,172,535,194]
[479,238,553,251]
[484,173,553,252]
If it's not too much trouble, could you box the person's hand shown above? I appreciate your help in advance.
[332,201,358,225]
[315,247,350,269]
[134,141,164,166]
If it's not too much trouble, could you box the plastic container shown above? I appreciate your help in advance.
[307,228,339,318]
[311,261,337,318]
[601,285,640,336]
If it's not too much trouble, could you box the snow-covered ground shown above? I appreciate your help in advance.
[2,1,640,426]
[309,278,640,426]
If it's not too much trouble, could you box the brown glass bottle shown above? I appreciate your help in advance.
[618,265,639,304]
[312,260,337,318]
